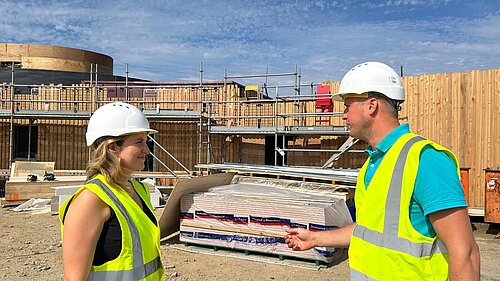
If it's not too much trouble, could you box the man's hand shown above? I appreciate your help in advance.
[285,223,355,251]
[284,228,316,251]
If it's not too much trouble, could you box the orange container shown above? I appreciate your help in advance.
[8,193,19,201]
[460,167,470,204]
[484,168,500,223]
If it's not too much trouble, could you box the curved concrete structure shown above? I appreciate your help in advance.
[0,43,113,75]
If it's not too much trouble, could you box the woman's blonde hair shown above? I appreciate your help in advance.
[86,135,129,187]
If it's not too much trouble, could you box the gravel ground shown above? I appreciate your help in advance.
[0,207,499,281]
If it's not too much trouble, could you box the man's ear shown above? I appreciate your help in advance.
[367,97,378,113]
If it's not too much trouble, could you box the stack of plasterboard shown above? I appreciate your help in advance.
[179,182,353,263]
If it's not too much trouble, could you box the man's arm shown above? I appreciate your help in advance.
[285,223,356,251]
[429,207,480,281]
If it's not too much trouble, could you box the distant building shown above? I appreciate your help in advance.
[1,43,112,73]
[0,43,144,85]
[0,43,245,179]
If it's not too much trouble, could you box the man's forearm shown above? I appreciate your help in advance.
[313,223,356,248]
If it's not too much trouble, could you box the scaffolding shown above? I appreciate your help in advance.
[0,63,219,179]
[0,64,363,181]
[202,65,363,169]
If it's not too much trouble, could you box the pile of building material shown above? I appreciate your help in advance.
[4,161,86,202]
[179,178,353,263]
[197,163,359,184]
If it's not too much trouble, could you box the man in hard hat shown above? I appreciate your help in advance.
[285,62,479,280]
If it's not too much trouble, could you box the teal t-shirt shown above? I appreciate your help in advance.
[363,123,467,237]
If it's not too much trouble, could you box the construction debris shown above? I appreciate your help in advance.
[12,198,51,212]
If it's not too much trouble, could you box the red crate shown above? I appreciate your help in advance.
[315,85,332,108]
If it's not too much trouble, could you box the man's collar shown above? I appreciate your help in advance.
[365,123,410,154]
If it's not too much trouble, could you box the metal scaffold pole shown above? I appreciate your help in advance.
[274,85,279,166]
[225,72,296,79]
[125,63,129,102]
[148,136,191,176]
[223,69,227,118]
[95,64,98,93]
[89,63,93,111]
[298,66,305,126]
[8,62,14,171]
[88,64,93,162]
[207,87,212,165]
[198,62,203,171]
[27,119,32,161]
[221,69,227,163]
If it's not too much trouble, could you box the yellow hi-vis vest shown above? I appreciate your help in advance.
[349,133,460,281]
[59,174,164,281]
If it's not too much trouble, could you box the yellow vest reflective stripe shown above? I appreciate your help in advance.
[87,179,162,281]
[60,176,164,281]
[349,134,454,281]
[89,257,162,280]
[350,269,377,281]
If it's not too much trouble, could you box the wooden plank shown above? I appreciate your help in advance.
[468,207,485,217]
[0,198,29,207]
[10,161,55,177]
[5,176,86,200]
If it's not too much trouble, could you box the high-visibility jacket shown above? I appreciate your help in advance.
[349,133,459,280]
[60,174,164,281]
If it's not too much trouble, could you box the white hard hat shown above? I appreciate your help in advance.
[86,102,157,146]
[333,62,405,102]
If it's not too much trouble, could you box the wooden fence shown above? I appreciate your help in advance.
[400,68,499,208]
[322,68,499,208]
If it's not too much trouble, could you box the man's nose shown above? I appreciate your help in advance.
[143,143,151,154]
[342,108,348,119]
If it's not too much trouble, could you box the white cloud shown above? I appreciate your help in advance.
[0,0,498,85]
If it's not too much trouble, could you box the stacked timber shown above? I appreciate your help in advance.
[179,182,353,263]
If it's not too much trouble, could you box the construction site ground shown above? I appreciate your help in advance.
[0,207,499,281]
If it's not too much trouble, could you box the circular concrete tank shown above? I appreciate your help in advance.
[0,43,113,75]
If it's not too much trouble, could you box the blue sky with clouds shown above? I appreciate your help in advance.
[1,0,499,89]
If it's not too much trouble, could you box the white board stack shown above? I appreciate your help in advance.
[179,182,353,263]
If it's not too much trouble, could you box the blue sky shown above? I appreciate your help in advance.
[1,0,499,90]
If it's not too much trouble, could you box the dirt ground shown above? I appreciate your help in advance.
[0,207,499,281]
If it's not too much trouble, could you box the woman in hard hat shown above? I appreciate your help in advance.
[59,102,164,280]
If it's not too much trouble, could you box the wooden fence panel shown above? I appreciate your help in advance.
[400,68,500,208]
